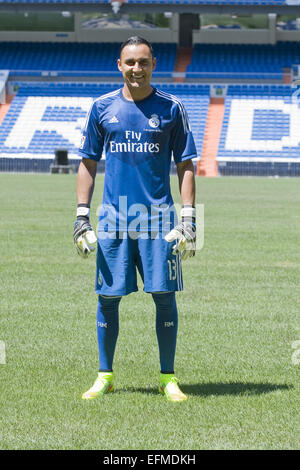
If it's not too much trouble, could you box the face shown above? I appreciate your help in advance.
[118,43,156,91]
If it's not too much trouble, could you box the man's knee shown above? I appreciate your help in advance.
[98,295,121,312]
[152,292,176,311]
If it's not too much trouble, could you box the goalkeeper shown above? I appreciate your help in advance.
[74,36,196,402]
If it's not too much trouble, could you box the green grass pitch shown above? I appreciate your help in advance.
[0,173,299,450]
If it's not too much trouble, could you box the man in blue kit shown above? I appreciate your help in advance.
[74,37,196,402]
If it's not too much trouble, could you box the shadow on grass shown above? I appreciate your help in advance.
[182,382,293,397]
[120,382,292,397]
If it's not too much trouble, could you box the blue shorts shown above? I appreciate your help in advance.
[95,233,183,296]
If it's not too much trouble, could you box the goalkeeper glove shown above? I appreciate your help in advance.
[73,204,97,258]
[165,205,196,260]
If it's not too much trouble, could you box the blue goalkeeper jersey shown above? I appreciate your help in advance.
[78,87,197,232]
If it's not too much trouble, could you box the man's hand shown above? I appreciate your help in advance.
[73,205,97,258]
[165,205,196,260]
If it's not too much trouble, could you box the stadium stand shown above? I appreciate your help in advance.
[0,42,177,77]
[0,82,210,172]
[3,81,299,176]
[217,84,300,176]
[277,19,300,30]
[1,41,298,80]
[125,0,287,3]
[0,0,288,3]
[0,2,300,176]
[187,42,300,80]
[0,0,110,3]
[0,41,298,84]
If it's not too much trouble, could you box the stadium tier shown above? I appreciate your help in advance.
[125,0,286,3]
[0,42,176,77]
[0,0,288,4]
[0,82,210,172]
[1,41,299,79]
[1,82,299,175]
[217,84,300,175]
[0,0,110,3]
[187,42,300,80]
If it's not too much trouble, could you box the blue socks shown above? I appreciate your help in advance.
[97,295,121,371]
[97,292,178,374]
[152,292,178,374]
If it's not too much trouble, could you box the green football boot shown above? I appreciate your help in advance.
[159,373,187,402]
[82,372,114,400]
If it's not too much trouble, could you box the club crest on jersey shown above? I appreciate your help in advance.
[149,114,160,129]
[79,135,86,150]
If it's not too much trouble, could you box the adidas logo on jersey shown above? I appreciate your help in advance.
[109,116,119,123]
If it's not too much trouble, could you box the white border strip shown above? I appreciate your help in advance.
[217,157,300,163]
[0,153,82,159]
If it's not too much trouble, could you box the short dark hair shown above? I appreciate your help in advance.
[120,36,154,58]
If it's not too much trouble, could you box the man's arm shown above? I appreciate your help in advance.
[77,158,97,205]
[165,159,196,260]
[73,158,98,258]
[176,159,195,206]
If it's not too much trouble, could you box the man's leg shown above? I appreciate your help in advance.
[152,291,187,402]
[152,292,178,374]
[82,235,138,400]
[137,237,187,401]
[82,295,121,400]
[97,295,121,372]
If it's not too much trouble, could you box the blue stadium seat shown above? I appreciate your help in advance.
[0,42,177,77]
[187,42,300,80]
[217,84,300,166]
